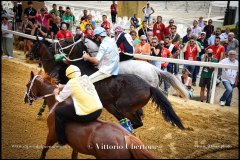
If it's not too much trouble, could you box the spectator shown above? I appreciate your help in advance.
[13,1,23,31]
[220,27,230,42]
[62,7,74,31]
[192,20,202,38]
[106,28,112,37]
[101,15,110,30]
[130,14,139,28]
[135,35,151,61]
[198,16,205,31]
[138,21,151,42]
[219,50,239,107]
[19,14,33,57]
[130,30,140,47]
[180,68,193,98]
[80,9,88,22]
[142,2,155,26]
[50,3,60,16]
[55,23,73,40]
[203,19,214,40]
[208,27,222,45]
[147,31,153,45]
[129,24,136,32]
[226,32,239,59]
[153,16,165,41]
[24,1,37,24]
[115,25,134,61]
[164,19,174,37]
[2,15,14,59]
[83,24,94,39]
[197,32,208,58]
[160,40,172,94]
[150,37,161,68]
[182,27,192,46]
[110,1,117,24]
[199,49,218,103]
[207,36,225,62]
[58,6,65,18]
[151,18,156,27]
[50,16,61,39]
[75,26,82,36]
[87,14,96,30]
[31,22,48,39]
[182,36,201,86]
[164,36,179,75]
[35,7,53,32]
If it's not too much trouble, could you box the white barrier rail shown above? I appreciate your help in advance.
[2,29,59,43]
[2,29,239,104]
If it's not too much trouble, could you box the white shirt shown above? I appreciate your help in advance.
[220,32,228,42]
[2,22,13,38]
[208,35,216,46]
[192,26,202,37]
[144,7,152,17]
[219,58,239,84]
[96,37,119,75]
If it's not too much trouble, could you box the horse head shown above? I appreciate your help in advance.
[82,37,100,57]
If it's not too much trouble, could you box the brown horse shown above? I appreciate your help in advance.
[24,70,157,159]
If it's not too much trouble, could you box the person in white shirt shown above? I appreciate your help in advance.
[82,27,119,83]
[219,50,239,107]
[142,2,155,26]
[192,20,202,38]
[220,27,230,43]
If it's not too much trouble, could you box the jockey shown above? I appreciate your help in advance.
[53,65,103,145]
[115,25,135,61]
[82,27,119,83]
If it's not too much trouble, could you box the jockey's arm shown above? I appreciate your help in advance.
[54,83,72,102]
[82,53,99,65]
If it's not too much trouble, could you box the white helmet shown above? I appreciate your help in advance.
[93,27,107,37]
[65,65,81,79]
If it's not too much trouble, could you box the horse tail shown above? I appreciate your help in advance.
[153,66,189,99]
[124,134,157,159]
[150,86,185,129]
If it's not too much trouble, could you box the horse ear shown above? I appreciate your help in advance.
[38,69,43,75]
[30,71,34,79]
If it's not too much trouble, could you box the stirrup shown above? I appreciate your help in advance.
[119,118,134,133]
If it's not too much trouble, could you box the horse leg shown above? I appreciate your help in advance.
[40,132,58,159]
[37,100,47,119]
[104,104,125,121]
[71,149,78,159]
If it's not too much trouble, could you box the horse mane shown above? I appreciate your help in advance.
[38,71,59,87]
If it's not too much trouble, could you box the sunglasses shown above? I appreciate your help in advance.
[171,28,176,29]
[190,41,195,43]
[141,39,146,41]
[152,42,157,43]
[169,22,174,23]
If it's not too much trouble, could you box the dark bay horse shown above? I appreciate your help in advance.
[29,36,185,130]
[24,71,157,159]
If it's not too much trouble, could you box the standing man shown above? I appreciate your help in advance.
[138,21,151,42]
[50,4,60,16]
[153,16,165,41]
[80,9,88,22]
[219,50,239,107]
[13,1,22,31]
[110,1,117,25]
[226,32,239,59]
[58,6,65,18]
[24,1,37,24]
[142,2,155,26]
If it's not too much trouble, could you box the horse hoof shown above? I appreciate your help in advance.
[37,115,42,119]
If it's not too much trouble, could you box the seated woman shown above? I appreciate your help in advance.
[180,68,193,98]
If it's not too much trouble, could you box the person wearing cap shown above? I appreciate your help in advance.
[34,7,53,31]
[198,16,205,30]
[82,27,119,83]
[53,65,103,145]
[135,35,151,61]
[219,50,239,106]
[164,19,174,37]
[180,68,193,98]
[115,25,134,61]
[24,1,37,24]
[199,49,218,103]
[142,2,155,26]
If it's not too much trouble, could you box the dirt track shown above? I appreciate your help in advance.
[1,57,239,159]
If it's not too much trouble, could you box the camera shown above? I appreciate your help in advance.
[207,52,212,57]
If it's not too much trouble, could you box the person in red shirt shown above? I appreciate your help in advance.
[35,7,53,31]
[101,15,110,30]
[83,25,94,39]
[153,16,165,41]
[164,19,174,37]
[55,23,73,40]
[110,1,117,24]
[206,36,225,62]
[182,36,201,85]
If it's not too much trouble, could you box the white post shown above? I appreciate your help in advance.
[210,67,218,104]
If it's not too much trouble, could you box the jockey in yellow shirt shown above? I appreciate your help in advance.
[53,65,103,145]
